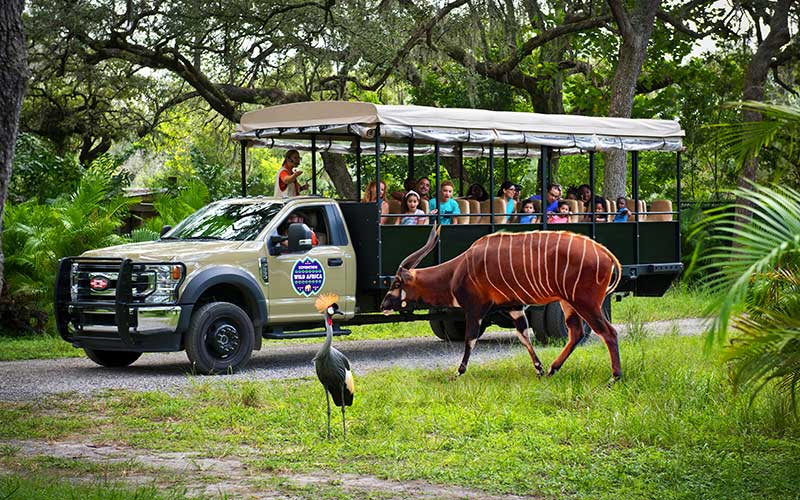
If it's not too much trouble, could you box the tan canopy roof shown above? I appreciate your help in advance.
[232,101,684,153]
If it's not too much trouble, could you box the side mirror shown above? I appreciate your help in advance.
[160,225,172,237]
[287,223,313,253]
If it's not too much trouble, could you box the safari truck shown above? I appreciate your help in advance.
[55,101,685,374]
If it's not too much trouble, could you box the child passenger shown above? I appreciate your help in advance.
[429,180,460,225]
[517,199,538,224]
[400,191,427,225]
[548,200,571,224]
[613,196,631,222]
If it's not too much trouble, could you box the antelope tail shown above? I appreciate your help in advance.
[605,253,623,295]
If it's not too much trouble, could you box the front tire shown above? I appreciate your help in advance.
[83,348,142,368]
[185,302,254,375]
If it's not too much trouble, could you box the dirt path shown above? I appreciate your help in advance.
[3,439,536,499]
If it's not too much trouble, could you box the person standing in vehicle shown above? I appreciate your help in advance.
[274,150,308,198]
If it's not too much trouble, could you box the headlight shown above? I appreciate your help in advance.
[134,264,185,304]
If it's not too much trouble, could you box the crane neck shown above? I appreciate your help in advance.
[318,315,333,357]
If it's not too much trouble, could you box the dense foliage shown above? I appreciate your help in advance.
[0,163,132,335]
[698,184,800,406]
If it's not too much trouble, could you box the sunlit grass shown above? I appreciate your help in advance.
[3,335,797,499]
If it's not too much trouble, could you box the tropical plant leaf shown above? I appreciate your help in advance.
[697,183,800,344]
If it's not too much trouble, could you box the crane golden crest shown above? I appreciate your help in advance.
[315,293,340,313]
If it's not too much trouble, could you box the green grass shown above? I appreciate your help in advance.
[0,333,85,361]
[2,334,797,499]
[613,285,714,323]
[0,475,200,500]
[0,286,713,361]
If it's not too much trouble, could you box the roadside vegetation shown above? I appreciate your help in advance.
[1,334,798,499]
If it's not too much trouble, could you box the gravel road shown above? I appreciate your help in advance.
[0,318,706,402]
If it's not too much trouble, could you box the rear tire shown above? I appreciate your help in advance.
[430,318,486,341]
[185,302,254,375]
[83,348,141,368]
[528,303,592,344]
[527,306,548,343]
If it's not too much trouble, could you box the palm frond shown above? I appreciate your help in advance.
[697,183,800,344]
[726,309,800,408]
[711,101,800,167]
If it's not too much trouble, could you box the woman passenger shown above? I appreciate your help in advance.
[363,180,390,224]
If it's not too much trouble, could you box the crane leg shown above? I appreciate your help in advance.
[325,388,332,439]
[341,385,347,441]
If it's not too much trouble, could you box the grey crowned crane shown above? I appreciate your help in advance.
[313,294,354,439]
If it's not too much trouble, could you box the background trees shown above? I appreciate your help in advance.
[2,0,799,312]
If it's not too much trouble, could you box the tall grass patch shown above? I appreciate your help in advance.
[44,335,797,499]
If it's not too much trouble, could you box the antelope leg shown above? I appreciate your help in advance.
[509,309,544,376]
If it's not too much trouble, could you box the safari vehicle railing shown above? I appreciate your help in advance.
[231,101,684,310]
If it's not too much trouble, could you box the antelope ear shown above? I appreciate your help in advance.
[399,267,413,281]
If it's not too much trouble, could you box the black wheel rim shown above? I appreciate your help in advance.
[206,319,241,359]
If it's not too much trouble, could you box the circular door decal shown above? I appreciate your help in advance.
[291,258,325,297]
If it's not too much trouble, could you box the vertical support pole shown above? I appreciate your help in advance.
[355,137,362,201]
[503,144,509,182]
[632,150,640,266]
[489,144,495,233]
[458,145,464,196]
[435,143,442,264]
[408,139,415,183]
[676,151,682,262]
[311,135,317,195]
[240,141,247,197]
[589,151,596,240]
[375,126,382,286]
[541,146,549,230]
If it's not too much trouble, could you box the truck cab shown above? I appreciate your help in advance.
[55,196,357,374]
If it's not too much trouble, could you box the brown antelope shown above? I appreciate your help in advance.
[381,226,623,379]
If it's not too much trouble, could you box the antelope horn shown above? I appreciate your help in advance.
[399,224,440,270]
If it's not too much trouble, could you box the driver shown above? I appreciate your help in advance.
[280,212,318,246]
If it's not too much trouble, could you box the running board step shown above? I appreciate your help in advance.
[262,328,351,339]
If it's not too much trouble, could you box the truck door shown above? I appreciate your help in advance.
[266,204,355,323]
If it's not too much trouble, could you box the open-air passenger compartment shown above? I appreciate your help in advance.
[231,101,685,338]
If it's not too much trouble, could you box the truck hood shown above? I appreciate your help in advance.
[81,240,246,261]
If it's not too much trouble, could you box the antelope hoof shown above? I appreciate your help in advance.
[607,374,622,387]
[534,364,544,377]
[457,363,467,375]
[547,366,559,377]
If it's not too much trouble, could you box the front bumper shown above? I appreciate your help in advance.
[55,257,189,352]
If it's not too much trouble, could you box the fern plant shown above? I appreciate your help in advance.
[1,166,133,334]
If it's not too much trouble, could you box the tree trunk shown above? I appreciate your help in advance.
[603,0,660,200]
[529,37,567,180]
[737,0,791,191]
[0,0,29,296]
[320,152,357,200]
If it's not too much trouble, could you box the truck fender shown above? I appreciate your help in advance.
[178,267,267,349]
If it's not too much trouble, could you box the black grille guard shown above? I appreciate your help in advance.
[55,257,186,345]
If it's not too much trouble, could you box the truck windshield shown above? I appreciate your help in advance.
[164,202,284,241]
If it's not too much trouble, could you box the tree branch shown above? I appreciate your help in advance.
[607,0,633,40]
[319,0,469,91]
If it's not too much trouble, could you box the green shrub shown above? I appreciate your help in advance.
[9,133,83,202]
[1,167,133,335]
